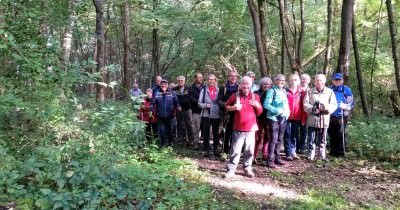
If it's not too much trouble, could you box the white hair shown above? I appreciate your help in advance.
[177,76,185,81]
[240,76,253,86]
[301,73,311,81]
[315,74,327,83]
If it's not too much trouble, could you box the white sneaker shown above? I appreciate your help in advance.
[223,171,235,179]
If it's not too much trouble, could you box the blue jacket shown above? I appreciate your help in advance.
[329,84,354,117]
[153,90,180,119]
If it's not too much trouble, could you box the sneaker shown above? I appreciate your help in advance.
[266,161,277,168]
[292,153,299,160]
[223,171,235,179]
[285,156,294,161]
[244,170,255,178]
[275,159,286,166]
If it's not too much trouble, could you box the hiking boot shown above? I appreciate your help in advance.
[266,161,277,168]
[285,156,294,161]
[223,170,235,179]
[275,159,286,166]
[244,170,255,178]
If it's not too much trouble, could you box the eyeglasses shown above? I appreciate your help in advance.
[333,79,343,81]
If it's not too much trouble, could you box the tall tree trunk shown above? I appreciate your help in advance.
[90,39,97,94]
[122,1,130,100]
[336,0,354,84]
[62,0,76,69]
[352,17,369,117]
[370,0,383,115]
[248,0,269,77]
[281,35,286,74]
[296,0,305,67]
[278,0,301,73]
[323,0,333,74]
[258,0,270,76]
[93,0,106,102]
[386,0,400,96]
[152,0,160,77]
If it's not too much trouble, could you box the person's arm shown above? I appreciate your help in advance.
[343,86,354,110]
[217,86,226,108]
[327,91,338,114]
[263,88,278,114]
[225,94,237,112]
[303,91,313,114]
[198,89,208,109]
[172,92,182,111]
[283,96,291,119]
[252,94,263,115]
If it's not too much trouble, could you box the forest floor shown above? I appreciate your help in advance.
[176,148,400,209]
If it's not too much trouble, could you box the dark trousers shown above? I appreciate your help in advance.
[201,117,221,153]
[284,120,300,157]
[254,118,270,160]
[328,116,348,157]
[297,125,307,153]
[145,122,158,141]
[223,114,234,154]
[157,117,173,147]
[267,117,287,162]
[176,109,194,143]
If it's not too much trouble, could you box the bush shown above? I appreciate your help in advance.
[347,116,400,163]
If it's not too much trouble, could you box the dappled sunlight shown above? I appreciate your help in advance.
[208,176,303,200]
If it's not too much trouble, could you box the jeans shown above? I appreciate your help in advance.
[284,120,300,157]
[223,113,235,154]
[267,117,287,163]
[297,124,308,153]
[157,117,173,147]
[227,131,255,172]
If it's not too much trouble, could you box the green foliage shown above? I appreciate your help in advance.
[348,117,400,164]
[284,190,349,210]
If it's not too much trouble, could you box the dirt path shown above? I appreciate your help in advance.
[177,149,400,209]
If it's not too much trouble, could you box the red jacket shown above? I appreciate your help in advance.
[138,98,157,123]
[225,93,263,132]
[300,88,308,125]
[286,88,303,121]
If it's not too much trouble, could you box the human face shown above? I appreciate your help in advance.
[240,79,251,95]
[275,79,285,89]
[177,78,185,87]
[160,82,168,91]
[332,78,343,87]
[146,91,152,98]
[248,74,255,82]
[262,82,272,91]
[208,76,216,86]
[228,72,238,84]
[301,76,310,88]
[289,76,300,88]
[314,76,326,90]
[195,74,203,84]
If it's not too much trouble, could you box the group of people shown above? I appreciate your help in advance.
[135,70,354,178]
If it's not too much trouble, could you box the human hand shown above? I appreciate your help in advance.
[339,102,348,110]
[177,107,182,112]
[249,100,260,109]
[235,103,243,111]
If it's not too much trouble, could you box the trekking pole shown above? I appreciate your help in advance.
[341,108,345,155]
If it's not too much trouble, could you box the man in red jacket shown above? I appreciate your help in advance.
[224,76,263,178]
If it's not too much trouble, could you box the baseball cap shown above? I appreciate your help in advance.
[332,73,343,80]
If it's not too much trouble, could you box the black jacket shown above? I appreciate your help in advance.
[173,85,192,110]
[189,83,204,114]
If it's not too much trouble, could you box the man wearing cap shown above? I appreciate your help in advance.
[328,73,354,157]
[153,79,182,147]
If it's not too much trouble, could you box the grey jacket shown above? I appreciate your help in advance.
[198,86,220,119]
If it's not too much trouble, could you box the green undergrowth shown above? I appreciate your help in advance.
[0,94,260,209]
[347,116,400,168]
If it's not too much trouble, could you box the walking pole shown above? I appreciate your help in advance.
[341,108,345,156]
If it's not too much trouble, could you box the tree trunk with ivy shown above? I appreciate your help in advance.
[93,0,106,102]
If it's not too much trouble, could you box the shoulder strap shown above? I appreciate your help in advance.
[202,87,206,104]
